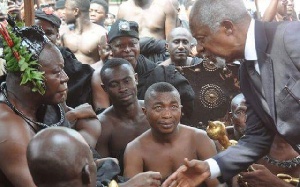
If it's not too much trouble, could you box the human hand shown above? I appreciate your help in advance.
[162,158,211,187]
[239,164,293,187]
[66,103,97,125]
[120,171,162,187]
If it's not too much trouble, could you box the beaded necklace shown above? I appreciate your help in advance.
[0,82,65,131]
[263,155,300,168]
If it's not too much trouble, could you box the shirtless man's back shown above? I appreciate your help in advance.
[62,0,107,64]
[117,0,178,40]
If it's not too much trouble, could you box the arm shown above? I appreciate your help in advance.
[95,114,112,157]
[195,130,222,187]
[123,141,144,178]
[91,69,110,114]
[65,103,101,148]
[164,0,178,39]
[0,116,36,187]
[261,0,281,21]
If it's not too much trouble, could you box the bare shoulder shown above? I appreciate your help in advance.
[0,104,32,149]
[179,124,210,139]
[127,129,151,150]
[97,106,114,125]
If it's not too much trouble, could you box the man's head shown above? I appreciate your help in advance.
[189,0,250,63]
[35,8,61,44]
[64,0,90,24]
[167,27,193,66]
[143,82,182,134]
[27,127,96,187]
[230,93,247,139]
[277,0,295,17]
[89,0,108,26]
[55,0,66,20]
[1,20,68,103]
[108,19,140,68]
[100,58,138,106]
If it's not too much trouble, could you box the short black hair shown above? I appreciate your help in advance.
[72,0,90,12]
[100,58,134,81]
[90,0,109,14]
[144,82,179,106]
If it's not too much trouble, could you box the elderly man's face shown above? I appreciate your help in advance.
[110,37,140,69]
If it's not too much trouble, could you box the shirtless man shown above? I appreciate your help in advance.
[95,58,162,186]
[62,0,107,65]
[117,0,178,40]
[96,58,150,171]
[0,22,69,186]
[123,82,221,186]
[160,27,201,67]
[27,127,97,187]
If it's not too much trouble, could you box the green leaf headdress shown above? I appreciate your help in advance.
[0,15,50,95]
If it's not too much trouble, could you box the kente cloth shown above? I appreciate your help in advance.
[136,55,195,125]
[139,37,169,63]
[59,47,94,108]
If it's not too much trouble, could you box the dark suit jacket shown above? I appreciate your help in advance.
[214,20,300,181]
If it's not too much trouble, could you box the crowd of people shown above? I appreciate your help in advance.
[0,0,299,186]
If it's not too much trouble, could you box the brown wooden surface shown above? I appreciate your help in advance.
[24,0,34,26]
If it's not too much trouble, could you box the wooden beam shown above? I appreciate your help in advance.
[24,0,34,26]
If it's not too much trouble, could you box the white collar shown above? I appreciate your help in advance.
[244,19,257,61]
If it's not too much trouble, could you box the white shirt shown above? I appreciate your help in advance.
[206,19,259,179]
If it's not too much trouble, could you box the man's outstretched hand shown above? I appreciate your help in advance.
[162,158,211,187]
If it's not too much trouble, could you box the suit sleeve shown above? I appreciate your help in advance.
[213,103,275,181]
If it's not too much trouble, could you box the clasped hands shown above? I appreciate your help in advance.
[161,158,211,187]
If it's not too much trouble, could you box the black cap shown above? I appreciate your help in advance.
[55,0,65,10]
[107,19,139,43]
[35,8,61,28]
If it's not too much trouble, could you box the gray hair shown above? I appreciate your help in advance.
[190,0,249,32]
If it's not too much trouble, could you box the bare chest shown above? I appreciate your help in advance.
[143,142,198,179]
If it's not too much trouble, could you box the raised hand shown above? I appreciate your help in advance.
[239,164,293,187]
[162,158,211,187]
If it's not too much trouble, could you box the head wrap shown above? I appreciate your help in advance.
[0,15,50,94]
[35,8,61,28]
[107,19,139,43]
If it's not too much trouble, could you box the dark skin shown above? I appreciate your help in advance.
[27,127,97,187]
[0,43,68,187]
[35,17,102,149]
[96,64,149,168]
[96,64,163,186]
[161,27,195,67]
[124,90,220,186]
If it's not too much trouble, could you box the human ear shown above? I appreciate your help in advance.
[82,165,91,184]
[101,83,107,92]
[134,73,138,85]
[142,107,147,115]
[221,20,234,35]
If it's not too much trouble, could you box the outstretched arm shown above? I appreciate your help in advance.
[162,158,211,187]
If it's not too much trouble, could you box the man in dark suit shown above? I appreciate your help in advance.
[162,0,300,186]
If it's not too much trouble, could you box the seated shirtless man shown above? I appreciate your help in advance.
[0,21,70,186]
[123,82,221,186]
[62,0,107,65]
[27,127,97,187]
[96,58,162,186]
